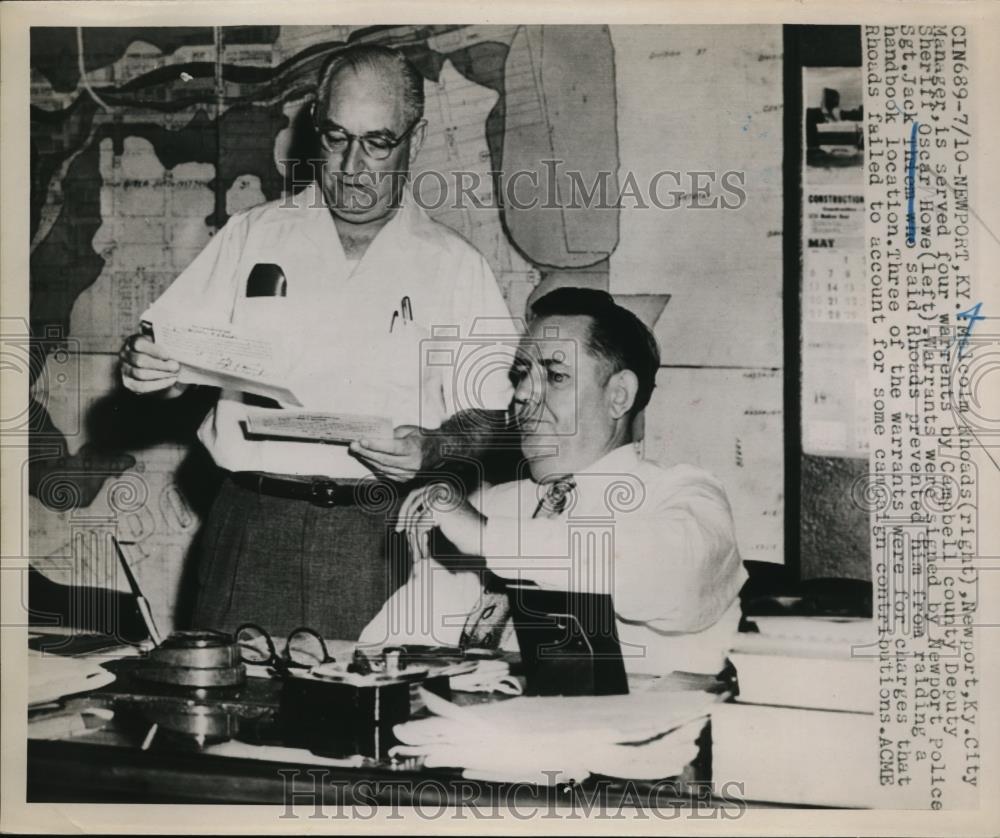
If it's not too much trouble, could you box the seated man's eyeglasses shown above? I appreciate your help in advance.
[314,115,423,161]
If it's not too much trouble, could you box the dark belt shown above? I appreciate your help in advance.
[230,471,364,507]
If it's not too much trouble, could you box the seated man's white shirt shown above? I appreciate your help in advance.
[142,182,517,478]
[360,443,748,676]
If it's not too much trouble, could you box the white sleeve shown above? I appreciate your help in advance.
[357,556,483,648]
[601,476,747,631]
[141,213,249,325]
[481,472,747,633]
[359,486,492,647]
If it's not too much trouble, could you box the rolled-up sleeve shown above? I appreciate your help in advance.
[608,475,745,632]
[481,467,746,634]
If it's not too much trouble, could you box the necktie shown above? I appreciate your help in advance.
[459,478,576,651]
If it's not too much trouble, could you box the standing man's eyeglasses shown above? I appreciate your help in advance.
[313,113,423,161]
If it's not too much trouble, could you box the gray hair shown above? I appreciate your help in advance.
[316,44,425,126]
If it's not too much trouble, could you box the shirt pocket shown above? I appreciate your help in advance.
[375,317,434,422]
[385,315,429,380]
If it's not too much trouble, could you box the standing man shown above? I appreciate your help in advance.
[118,45,515,639]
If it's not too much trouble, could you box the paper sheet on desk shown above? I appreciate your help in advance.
[243,411,393,444]
[448,659,522,695]
[202,740,368,769]
[391,689,721,784]
[28,648,116,707]
[143,318,302,406]
[749,616,874,645]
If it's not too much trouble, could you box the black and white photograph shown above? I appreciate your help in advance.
[804,66,865,186]
[2,2,998,833]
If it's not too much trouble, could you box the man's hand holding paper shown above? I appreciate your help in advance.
[349,425,426,482]
[119,333,186,397]
[244,412,394,445]
[243,413,428,483]
[135,316,304,406]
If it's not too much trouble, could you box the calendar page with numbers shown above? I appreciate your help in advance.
[801,66,869,458]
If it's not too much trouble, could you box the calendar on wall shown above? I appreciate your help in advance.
[801,66,869,458]
[804,248,865,325]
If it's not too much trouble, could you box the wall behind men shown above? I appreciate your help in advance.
[609,25,786,567]
[28,24,814,634]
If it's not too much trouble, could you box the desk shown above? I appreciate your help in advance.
[25,656,745,812]
[28,737,603,808]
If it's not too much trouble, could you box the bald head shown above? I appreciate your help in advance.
[316,44,425,127]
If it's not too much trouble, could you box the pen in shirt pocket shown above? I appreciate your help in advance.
[389,295,414,333]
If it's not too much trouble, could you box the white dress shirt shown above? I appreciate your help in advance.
[143,182,517,478]
[360,443,748,676]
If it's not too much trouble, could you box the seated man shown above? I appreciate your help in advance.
[360,288,747,678]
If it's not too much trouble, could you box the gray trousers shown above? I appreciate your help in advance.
[190,476,411,639]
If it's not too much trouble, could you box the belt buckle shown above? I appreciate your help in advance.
[309,479,340,507]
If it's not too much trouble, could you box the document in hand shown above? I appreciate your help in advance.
[391,688,724,785]
[243,411,393,444]
[141,317,303,406]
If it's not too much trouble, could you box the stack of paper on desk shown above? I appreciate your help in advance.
[712,617,877,806]
[392,689,722,785]
[738,616,875,655]
[730,616,876,712]
[711,703,878,807]
[727,651,874,713]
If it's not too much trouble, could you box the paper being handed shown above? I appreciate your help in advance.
[243,411,393,444]
[142,318,302,406]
